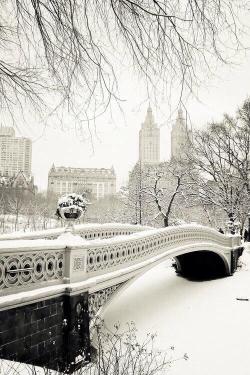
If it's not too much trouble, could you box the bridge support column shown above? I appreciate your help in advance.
[230,247,244,275]
[62,292,91,373]
[0,292,91,374]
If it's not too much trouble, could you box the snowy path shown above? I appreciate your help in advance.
[103,251,250,375]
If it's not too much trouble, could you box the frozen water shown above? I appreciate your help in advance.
[102,249,250,375]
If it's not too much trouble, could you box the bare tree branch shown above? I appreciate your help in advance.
[0,0,246,127]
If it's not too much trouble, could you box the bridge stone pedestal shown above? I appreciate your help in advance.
[0,292,91,373]
[230,247,244,274]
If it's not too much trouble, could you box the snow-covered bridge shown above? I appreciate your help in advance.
[0,223,243,313]
[0,223,243,373]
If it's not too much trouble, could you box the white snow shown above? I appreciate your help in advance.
[0,222,152,241]
[84,223,225,247]
[0,230,145,250]
[102,247,250,375]
[0,224,211,250]
[57,193,87,208]
[56,231,87,245]
[0,232,90,250]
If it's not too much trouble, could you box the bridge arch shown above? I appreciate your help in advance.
[91,244,232,319]
[174,250,230,280]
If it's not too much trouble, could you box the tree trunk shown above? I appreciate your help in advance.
[15,213,19,232]
[164,217,169,227]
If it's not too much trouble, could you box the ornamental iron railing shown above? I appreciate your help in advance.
[0,224,241,295]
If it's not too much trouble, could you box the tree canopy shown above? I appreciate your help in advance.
[190,97,250,228]
[0,0,246,126]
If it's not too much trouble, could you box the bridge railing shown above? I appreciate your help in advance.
[0,240,65,294]
[0,223,152,241]
[0,225,241,295]
[83,225,241,277]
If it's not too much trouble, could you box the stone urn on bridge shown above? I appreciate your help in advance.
[56,193,88,231]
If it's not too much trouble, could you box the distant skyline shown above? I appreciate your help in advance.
[13,42,250,192]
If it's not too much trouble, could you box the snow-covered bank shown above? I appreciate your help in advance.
[103,249,250,375]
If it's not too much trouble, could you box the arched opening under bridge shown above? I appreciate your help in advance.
[175,250,230,281]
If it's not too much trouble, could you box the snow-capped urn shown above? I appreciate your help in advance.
[56,193,87,222]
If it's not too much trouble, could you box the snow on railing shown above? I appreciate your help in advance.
[85,225,240,275]
[0,224,241,295]
[0,223,152,241]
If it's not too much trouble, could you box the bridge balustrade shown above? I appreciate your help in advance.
[0,243,65,293]
[0,224,241,295]
[85,226,238,275]
[0,223,151,241]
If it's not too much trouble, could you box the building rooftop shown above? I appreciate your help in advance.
[49,165,116,176]
[142,105,157,129]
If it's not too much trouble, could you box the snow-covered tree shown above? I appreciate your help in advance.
[85,194,129,224]
[127,161,195,227]
[189,99,250,229]
[7,190,28,231]
[126,162,147,225]
[142,161,193,227]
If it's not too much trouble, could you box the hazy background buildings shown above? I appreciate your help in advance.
[48,165,116,199]
[0,96,247,233]
[0,127,32,179]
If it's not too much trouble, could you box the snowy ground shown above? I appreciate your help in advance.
[102,247,250,375]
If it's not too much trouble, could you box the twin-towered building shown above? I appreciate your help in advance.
[171,108,192,161]
[139,106,191,164]
[0,107,190,199]
[139,106,160,164]
[128,106,192,225]
[47,106,191,200]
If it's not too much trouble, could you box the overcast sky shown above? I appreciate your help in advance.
[13,11,250,193]
[16,54,250,192]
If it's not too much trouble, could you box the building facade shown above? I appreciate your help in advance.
[48,165,116,199]
[139,106,160,164]
[171,108,192,161]
[0,127,32,178]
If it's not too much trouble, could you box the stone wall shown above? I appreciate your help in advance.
[0,293,90,373]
